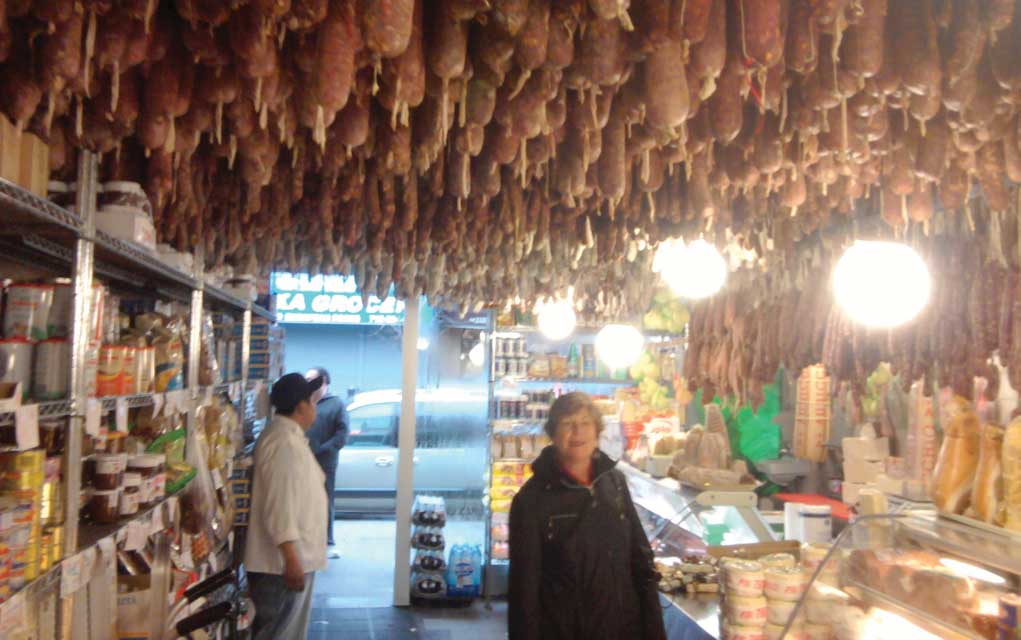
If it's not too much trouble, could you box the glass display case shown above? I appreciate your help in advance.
[774,511,1021,640]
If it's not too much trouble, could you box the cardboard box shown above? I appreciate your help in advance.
[0,117,49,196]
[841,481,871,505]
[96,207,157,251]
[844,456,885,483]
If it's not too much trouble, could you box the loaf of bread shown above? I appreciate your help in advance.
[931,396,981,514]
[971,424,1004,524]
[1003,417,1021,531]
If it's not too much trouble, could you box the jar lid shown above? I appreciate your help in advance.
[123,473,142,487]
[128,454,159,469]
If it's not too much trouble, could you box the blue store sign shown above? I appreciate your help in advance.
[271,272,406,326]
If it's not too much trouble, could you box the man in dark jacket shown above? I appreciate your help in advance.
[304,367,349,559]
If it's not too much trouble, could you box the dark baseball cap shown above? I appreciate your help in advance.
[270,372,324,414]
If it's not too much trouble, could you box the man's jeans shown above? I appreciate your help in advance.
[249,571,315,640]
[323,464,337,545]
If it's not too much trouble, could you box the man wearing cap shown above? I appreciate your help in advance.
[244,373,328,640]
[303,367,349,559]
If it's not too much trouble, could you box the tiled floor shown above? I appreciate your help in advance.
[308,518,505,639]
[307,601,508,640]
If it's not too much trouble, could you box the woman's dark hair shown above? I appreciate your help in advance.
[545,392,605,438]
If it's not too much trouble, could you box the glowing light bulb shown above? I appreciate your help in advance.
[654,238,727,299]
[833,241,930,328]
[417,337,430,351]
[595,324,644,371]
[535,297,576,341]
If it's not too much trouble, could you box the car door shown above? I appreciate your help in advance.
[334,402,399,513]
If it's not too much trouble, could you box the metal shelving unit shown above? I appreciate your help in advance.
[0,152,276,639]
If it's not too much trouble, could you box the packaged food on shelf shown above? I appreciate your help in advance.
[32,337,70,399]
[0,339,32,398]
[3,283,54,341]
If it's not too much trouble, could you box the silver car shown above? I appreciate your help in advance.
[334,388,489,514]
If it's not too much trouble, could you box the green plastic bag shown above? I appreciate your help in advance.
[736,385,782,462]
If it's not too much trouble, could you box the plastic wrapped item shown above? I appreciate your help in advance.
[413,550,446,573]
[412,495,447,528]
[410,570,446,598]
[412,528,445,551]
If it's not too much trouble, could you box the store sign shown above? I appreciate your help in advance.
[271,272,406,326]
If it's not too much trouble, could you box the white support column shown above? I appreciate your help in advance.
[392,296,420,606]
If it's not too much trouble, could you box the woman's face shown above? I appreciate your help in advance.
[552,409,599,463]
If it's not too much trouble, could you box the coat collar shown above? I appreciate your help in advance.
[531,445,617,487]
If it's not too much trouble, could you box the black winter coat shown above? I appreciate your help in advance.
[508,447,667,640]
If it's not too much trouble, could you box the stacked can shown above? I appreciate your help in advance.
[0,451,45,588]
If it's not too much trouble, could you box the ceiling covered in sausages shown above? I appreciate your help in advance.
[8,0,1021,315]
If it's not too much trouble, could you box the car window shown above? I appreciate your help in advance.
[347,403,397,447]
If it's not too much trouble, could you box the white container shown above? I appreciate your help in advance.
[784,502,802,541]
[0,339,33,398]
[33,338,70,400]
[4,284,54,340]
[96,206,156,251]
[798,505,832,544]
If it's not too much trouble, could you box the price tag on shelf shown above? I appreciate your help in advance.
[114,397,129,432]
[152,392,164,417]
[124,521,146,552]
[14,404,39,451]
[60,553,84,597]
[0,591,25,633]
[80,547,97,585]
[98,536,115,559]
[150,506,164,536]
[168,389,187,414]
[85,398,102,436]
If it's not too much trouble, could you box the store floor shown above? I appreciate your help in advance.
[309,518,506,640]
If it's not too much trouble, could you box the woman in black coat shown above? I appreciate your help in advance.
[508,392,668,640]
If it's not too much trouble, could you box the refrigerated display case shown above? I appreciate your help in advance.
[774,511,1021,640]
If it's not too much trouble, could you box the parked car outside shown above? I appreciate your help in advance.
[334,388,489,514]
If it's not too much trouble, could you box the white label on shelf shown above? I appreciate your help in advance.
[211,467,224,490]
[115,397,128,432]
[85,398,102,436]
[152,392,164,417]
[60,554,84,597]
[80,547,97,585]
[0,591,25,633]
[124,521,146,552]
[150,506,163,536]
[98,536,115,559]
[14,404,39,451]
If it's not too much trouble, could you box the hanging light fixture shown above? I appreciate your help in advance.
[595,324,644,371]
[654,238,728,299]
[833,241,931,328]
[535,295,576,341]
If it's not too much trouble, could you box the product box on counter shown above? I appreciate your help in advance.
[117,575,152,640]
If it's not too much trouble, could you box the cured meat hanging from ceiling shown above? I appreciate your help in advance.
[9,0,1021,317]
